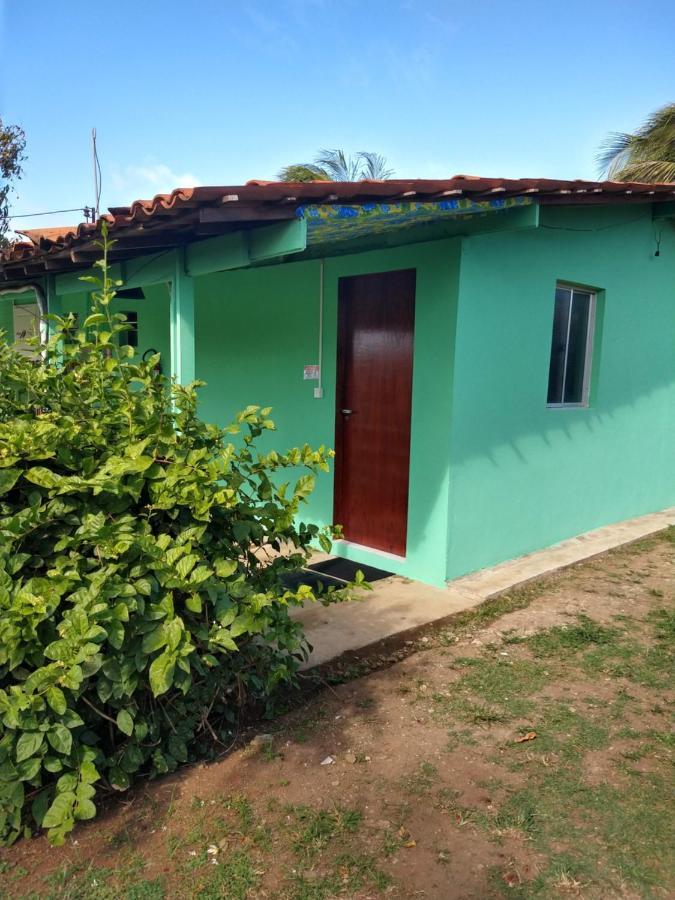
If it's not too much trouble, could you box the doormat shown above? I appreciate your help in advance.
[281,568,344,592]
[281,558,393,593]
[308,557,393,584]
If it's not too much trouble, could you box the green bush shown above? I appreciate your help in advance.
[0,227,351,845]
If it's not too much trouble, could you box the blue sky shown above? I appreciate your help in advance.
[2,0,674,234]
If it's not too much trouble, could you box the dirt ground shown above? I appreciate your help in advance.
[1,529,673,899]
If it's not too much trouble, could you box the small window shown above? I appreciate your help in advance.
[547,285,596,407]
[119,311,138,348]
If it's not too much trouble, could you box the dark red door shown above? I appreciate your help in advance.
[334,269,416,556]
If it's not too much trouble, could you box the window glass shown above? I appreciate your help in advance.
[547,287,571,404]
[563,292,591,403]
[546,285,595,406]
[120,311,139,348]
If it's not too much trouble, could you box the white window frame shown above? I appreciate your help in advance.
[547,283,597,409]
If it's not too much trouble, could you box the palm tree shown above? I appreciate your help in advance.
[278,149,394,182]
[597,103,675,182]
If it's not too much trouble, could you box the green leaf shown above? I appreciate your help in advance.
[16,732,44,763]
[120,743,143,773]
[41,791,76,829]
[45,687,67,716]
[211,629,238,652]
[56,773,78,793]
[176,554,200,579]
[83,313,106,327]
[294,474,315,498]
[166,617,183,651]
[168,734,188,763]
[0,468,20,495]
[79,761,100,785]
[116,709,134,736]
[142,625,167,654]
[149,651,176,697]
[230,613,255,638]
[47,724,73,756]
[185,594,202,613]
[16,757,41,781]
[74,797,96,820]
[190,565,212,585]
[31,790,51,827]
[76,782,95,800]
[107,620,125,650]
[23,467,63,489]
[109,766,130,791]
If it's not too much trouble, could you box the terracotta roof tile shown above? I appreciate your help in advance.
[2,175,674,284]
[17,226,79,244]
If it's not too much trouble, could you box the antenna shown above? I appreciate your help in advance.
[92,128,102,220]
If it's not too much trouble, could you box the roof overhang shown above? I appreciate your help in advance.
[2,176,674,289]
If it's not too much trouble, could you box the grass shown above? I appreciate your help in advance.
[487,764,674,896]
[290,805,363,858]
[284,805,390,899]
[433,656,551,724]
[289,853,391,900]
[647,606,675,641]
[527,613,620,656]
[454,607,673,896]
[124,881,165,900]
[401,760,439,795]
[193,852,260,900]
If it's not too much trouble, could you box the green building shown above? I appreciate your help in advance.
[2,176,673,586]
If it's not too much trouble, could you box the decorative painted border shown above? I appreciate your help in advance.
[296,196,533,242]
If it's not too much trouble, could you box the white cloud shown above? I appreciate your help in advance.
[109,162,202,203]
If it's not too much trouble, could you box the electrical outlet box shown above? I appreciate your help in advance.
[313,386,324,399]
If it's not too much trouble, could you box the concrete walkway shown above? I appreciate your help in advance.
[294,508,674,668]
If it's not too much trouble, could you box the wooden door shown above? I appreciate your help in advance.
[334,269,416,556]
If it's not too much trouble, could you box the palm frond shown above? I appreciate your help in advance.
[315,149,362,181]
[596,132,635,179]
[610,159,675,183]
[277,164,330,183]
[357,151,394,180]
[279,149,395,183]
[597,103,675,182]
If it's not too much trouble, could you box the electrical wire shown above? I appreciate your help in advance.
[125,247,175,282]
[9,207,89,219]
[540,214,647,233]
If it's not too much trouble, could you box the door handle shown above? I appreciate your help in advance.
[341,408,353,415]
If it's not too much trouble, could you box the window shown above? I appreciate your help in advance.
[119,311,139,348]
[547,284,596,407]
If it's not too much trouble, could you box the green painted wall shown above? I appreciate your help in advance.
[0,296,15,338]
[194,239,460,585]
[57,285,170,370]
[446,205,675,579]
[112,285,171,370]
